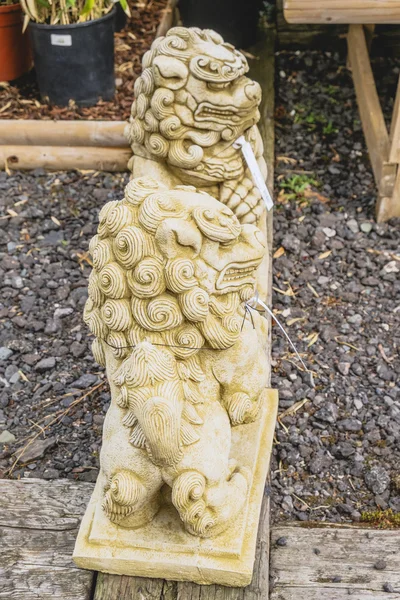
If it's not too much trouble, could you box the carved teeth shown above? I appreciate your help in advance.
[215,260,260,290]
[199,106,236,118]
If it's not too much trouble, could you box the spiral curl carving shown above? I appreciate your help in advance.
[102,299,132,331]
[131,294,184,331]
[114,226,146,269]
[143,110,159,133]
[107,331,129,359]
[150,88,175,120]
[83,301,109,339]
[109,471,143,506]
[145,133,169,158]
[179,287,209,322]
[88,271,104,307]
[128,117,145,145]
[136,93,150,120]
[165,258,197,293]
[89,233,99,256]
[139,193,187,234]
[91,338,105,367]
[92,239,114,272]
[98,200,118,239]
[141,68,155,96]
[168,140,203,169]
[106,204,132,236]
[98,263,129,299]
[199,312,240,349]
[124,177,165,206]
[164,324,205,358]
[127,256,166,299]
[159,116,188,141]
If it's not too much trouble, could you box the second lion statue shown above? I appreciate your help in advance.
[83,177,269,538]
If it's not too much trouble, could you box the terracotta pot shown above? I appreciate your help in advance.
[0,2,32,81]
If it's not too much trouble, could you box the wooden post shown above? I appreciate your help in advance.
[347,24,400,221]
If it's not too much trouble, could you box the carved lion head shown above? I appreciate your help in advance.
[125,27,261,172]
[84,177,266,365]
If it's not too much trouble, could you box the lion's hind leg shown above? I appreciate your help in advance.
[102,468,162,529]
[171,464,249,538]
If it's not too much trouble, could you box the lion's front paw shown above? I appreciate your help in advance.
[225,392,261,425]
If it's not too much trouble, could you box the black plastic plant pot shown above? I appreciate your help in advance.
[178,0,262,49]
[28,7,115,107]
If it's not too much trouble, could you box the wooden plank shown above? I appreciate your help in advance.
[389,76,400,163]
[0,145,131,172]
[0,478,95,600]
[270,524,400,600]
[95,499,270,600]
[0,120,128,147]
[347,25,395,186]
[93,27,276,600]
[285,9,400,24]
[284,0,400,23]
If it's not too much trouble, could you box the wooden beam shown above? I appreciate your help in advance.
[270,524,400,599]
[284,0,400,23]
[0,478,94,600]
[0,145,131,172]
[0,120,128,148]
[389,76,400,163]
[347,25,395,187]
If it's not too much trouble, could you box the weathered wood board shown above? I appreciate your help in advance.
[284,0,400,24]
[0,478,95,600]
[270,524,400,600]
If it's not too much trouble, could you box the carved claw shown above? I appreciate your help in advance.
[224,392,261,425]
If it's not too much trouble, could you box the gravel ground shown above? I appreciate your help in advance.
[0,49,399,525]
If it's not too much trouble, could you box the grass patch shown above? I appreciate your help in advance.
[360,509,400,529]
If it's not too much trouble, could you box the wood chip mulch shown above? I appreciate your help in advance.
[0,0,168,121]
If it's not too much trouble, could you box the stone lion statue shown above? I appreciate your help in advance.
[125,27,267,227]
[84,177,268,538]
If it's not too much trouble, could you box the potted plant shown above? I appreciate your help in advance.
[0,0,32,81]
[20,0,130,106]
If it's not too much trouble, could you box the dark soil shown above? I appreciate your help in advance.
[0,0,167,121]
[0,48,399,524]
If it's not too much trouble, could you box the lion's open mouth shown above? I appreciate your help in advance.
[195,103,244,123]
[216,260,260,291]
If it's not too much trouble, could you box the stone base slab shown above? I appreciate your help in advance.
[73,389,278,587]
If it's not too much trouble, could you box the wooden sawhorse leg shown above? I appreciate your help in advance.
[347,24,400,222]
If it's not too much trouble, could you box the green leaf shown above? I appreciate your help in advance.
[80,0,94,16]
[118,0,131,16]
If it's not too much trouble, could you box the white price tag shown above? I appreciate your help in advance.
[51,34,72,47]
[234,135,274,211]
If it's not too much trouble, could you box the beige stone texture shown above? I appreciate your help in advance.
[125,26,270,299]
[74,390,278,586]
[74,26,277,587]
